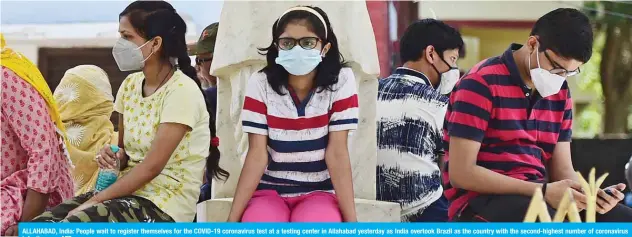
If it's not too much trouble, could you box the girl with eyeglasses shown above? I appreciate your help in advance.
[227,6,358,222]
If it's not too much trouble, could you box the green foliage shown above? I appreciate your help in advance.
[574,29,605,138]
[584,1,632,26]
[575,103,603,138]
[629,109,632,133]
[575,1,632,137]
[577,32,605,98]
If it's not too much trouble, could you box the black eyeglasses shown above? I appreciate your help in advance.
[196,57,212,66]
[543,51,580,77]
[277,37,320,50]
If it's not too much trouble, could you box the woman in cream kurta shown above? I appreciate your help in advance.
[33,0,212,223]
[33,70,209,223]
[115,71,209,222]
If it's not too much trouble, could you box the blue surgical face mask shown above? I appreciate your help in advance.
[275,46,323,76]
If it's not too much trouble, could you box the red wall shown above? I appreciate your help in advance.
[366,1,390,78]
[366,1,419,77]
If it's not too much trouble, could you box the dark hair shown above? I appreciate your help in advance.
[400,19,464,63]
[258,6,346,95]
[120,1,228,181]
[530,8,593,63]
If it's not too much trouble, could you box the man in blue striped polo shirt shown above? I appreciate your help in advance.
[376,19,464,222]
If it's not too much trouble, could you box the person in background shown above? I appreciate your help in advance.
[54,65,117,195]
[376,19,464,222]
[31,0,227,223]
[189,22,219,90]
[228,6,358,222]
[187,22,220,203]
[444,8,632,222]
[1,34,74,235]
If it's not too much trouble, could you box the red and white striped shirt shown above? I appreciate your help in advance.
[242,68,359,196]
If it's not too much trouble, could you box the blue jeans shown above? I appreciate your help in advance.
[410,195,449,222]
[198,183,212,204]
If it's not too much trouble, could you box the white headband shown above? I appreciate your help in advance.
[277,6,328,39]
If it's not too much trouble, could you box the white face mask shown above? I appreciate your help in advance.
[432,55,460,95]
[529,47,566,97]
[112,38,154,71]
[438,69,460,94]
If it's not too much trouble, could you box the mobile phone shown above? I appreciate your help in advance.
[605,189,615,197]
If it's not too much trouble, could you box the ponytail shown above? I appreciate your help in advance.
[173,12,229,181]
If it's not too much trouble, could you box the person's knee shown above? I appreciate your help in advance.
[63,204,107,222]
[241,196,290,222]
[290,194,341,222]
[465,194,538,222]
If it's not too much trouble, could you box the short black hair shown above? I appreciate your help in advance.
[531,8,593,63]
[399,19,464,63]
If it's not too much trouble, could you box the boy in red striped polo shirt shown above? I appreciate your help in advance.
[443,8,632,222]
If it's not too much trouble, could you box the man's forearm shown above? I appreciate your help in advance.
[548,141,578,183]
[21,189,50,221]
[551,169,580,183]
[453,165,543,196]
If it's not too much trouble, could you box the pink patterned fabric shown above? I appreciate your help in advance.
[241,190,342,222]
[1,67,74,234]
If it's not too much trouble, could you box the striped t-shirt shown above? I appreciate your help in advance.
[376,67,448,222]
[242,67,359,196]
[442,44,573,220]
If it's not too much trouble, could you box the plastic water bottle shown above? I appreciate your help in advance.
[94,145,120,192]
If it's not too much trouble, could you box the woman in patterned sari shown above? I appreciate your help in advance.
[54,65,117,195]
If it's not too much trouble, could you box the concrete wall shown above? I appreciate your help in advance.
[460,27,531,61]
[419,1,581,21]
[2,22,198,66]
[367,1,390,78]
